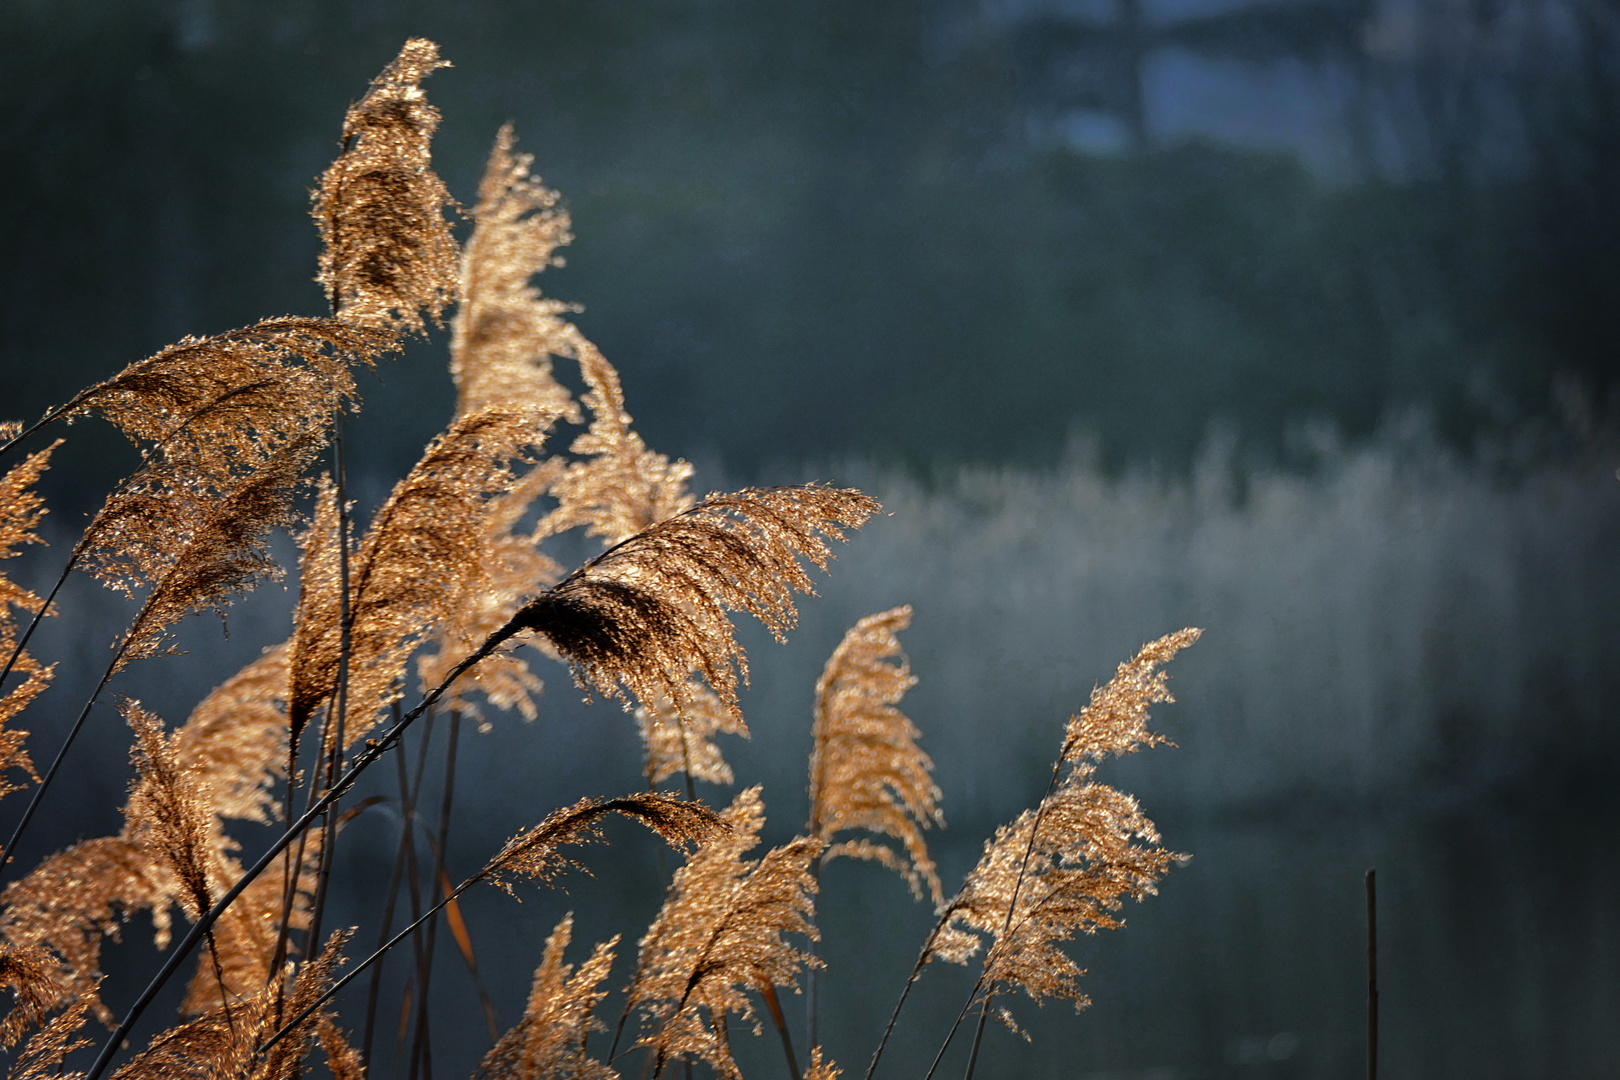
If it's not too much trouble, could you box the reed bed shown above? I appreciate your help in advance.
[0,41,1195,1080]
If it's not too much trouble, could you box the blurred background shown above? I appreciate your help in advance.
[2,1,1617,1077]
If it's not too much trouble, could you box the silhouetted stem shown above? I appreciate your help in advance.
[258,872,475,1059]
[1,646,122,869]
[0,569,68,698]
[1367,868,1378,1080]
[864,915,950,1080]
[960,994,993,1080]
[362,712,426,1063]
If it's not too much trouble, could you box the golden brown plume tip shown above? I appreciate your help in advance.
[925,629,1199,1028]
[476,913,618,1080]
[628,787,821,1080]
[314,39,459,332]
[507,484,881,718]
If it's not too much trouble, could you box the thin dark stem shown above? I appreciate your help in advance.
[2,651,122,871]
[1366,868,1377,1080]
[361,712,421,1064]
[759,983,802,1080]
[919,990,980,1080]
[83,630,511,1080]
[960,994,993,1080]
[0,569,68,701]
[863,915,949,1080]
[0,405,76,467]
[258,876,474,1061]
[805,858,823,1055]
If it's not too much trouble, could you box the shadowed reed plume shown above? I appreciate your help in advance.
[314,38,459,331]
[808,605,942,906]
[505,485,881,718]
[622,787,821,1080]
[475,913,618,1080]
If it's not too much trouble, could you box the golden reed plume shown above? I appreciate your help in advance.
[808,605,943,905]
[627,787,820,1079]
[537,334,694,547]
[0,444,58,795]
[476,913,618,1080]
[927,629,1199,1025]
[288,405,556,747]
[635,676,749,788]
[452,124,582,426]
[477,793,726,899]
[313,38,459,331]
[506,485,881,718]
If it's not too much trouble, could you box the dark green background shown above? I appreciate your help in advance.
[5,0,1615,482]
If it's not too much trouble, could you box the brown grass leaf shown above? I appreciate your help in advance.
[314,38,459,332]
[475,913,618,1080]
[807,605,942,905]
[508,485,881,718]
[628,787,820,1080]
[478,793,726,899]
[451,123,582,426]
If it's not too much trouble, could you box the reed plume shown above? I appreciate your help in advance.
[0,838,171,1025]
[807,605,942,905]
[626,787,820,1080]
[0,942,70,1048]
[475,913,618,1080]
[451,124,582,426]
[171,643,291,827]
[927,630,1198,1043]
[635,676,749,789]
[56,319,381,454]
[0,444,58,795]
[805,1048,842,1080]
[0,443,58,615]
[313,38,459,331]
[6,998,92,1080]
[105,929,350,1080]
[536,336,694,547]
[507,485,881,718]
[478,793,726,899]
[111,430,325,670]
[288,406,555,747]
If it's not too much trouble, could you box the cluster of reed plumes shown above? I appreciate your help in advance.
[0,41,1199,1080]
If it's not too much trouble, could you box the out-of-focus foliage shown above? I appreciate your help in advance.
[3,0,1614,494]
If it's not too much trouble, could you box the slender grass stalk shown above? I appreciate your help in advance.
[361,709,429,1063]
[1367,868,1377,1080]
